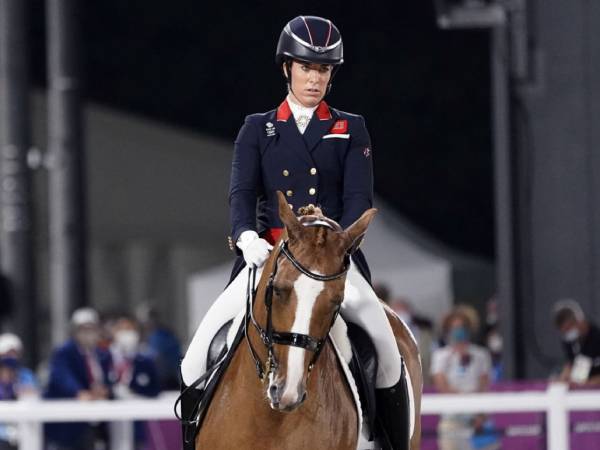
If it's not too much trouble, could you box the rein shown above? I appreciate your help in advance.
[245,239,350,381]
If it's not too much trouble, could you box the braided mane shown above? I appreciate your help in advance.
[296,204,343,247]
[298,204,323,216]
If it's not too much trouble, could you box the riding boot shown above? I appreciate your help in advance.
[180,383,203,450]
[375,371,410,450]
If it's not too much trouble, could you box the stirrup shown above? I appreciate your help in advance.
[177,381,203,449]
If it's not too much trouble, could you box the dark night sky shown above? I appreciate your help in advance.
[31,1,494,258]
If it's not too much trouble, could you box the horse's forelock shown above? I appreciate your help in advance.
[316,227,327,247]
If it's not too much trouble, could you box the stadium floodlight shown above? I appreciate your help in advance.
[434,0,506,29]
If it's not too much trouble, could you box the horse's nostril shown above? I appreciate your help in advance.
[269,384,280,401]
[301,391,307,403]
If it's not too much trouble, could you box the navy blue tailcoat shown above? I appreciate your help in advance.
[228,99,374,282]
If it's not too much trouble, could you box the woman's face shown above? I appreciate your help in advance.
[285,60,333,107]
[448,317,470,345]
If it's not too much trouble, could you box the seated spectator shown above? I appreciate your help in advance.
[0,333,38,450]
[109,315,160,449]
[431,309,497,450]
[553,299,600,386]
[110,316,160,399]
[45,308,113,450]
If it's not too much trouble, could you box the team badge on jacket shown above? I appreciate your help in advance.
[265,122,275,137]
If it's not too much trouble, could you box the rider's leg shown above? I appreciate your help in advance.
[342,261,410,449]
[180,265,259,387]
[342,261,411,449]
[341,261,402,388]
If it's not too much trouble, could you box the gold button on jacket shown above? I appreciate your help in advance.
[283,169,289,176]
[286,190,293,197]
[310,167,317,175]
[308,188,316,196]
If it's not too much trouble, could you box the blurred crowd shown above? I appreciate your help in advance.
[374,283,600,450]
[0,307,182,450]
[1,288,599,450]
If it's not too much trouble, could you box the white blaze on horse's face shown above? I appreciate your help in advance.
[269,272,324,411]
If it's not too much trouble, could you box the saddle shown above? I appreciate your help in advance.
[200,319,379,437]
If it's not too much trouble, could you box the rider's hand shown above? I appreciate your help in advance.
[236,230,273,268]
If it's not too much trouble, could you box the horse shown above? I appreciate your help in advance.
[195,191,422,449]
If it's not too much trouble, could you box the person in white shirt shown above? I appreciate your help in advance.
[431,309,493,450]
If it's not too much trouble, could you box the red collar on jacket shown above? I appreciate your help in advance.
[276,99,332,122]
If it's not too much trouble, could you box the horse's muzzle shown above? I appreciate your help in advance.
[268,381,307,412]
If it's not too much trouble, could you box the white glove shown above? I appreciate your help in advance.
[236,230,273,268]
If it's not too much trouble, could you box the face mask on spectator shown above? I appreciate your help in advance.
[562,328,580,342]
[0,356,19,370]
[449,326,469,344]
[76,329,99,350]
[114,330,140,355]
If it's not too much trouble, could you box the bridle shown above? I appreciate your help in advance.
[245,236,350,381]
[174,220,354,442]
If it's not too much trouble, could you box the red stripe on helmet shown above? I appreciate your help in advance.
[325,20,332,46]
[301,16,314,46]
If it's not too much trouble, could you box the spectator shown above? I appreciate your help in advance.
[553,299,600,386]
[136,304,181,390]
[45,308,113,450]
[0,333,38,450]
[109,315,160,448]
[110,316,160,398]
[455,304,481,342]
[431,309,497,450]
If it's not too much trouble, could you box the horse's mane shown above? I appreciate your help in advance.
[296,204,342,247]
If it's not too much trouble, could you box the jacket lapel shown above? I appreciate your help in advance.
[274,100,314,167]
[303,101,334,152]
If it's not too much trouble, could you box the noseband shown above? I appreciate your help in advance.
[245,237,350,381]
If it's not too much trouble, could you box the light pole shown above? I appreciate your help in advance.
[46,0,87,345]
[0,0,37,364]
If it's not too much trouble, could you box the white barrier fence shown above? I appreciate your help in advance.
[0,383,599,450]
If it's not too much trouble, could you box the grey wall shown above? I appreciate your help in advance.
[31,93,235,352]
[516,0,600,377]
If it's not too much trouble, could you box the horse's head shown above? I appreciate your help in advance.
[257,192,376,412]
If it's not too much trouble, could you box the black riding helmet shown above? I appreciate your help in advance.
[276,16,344,93]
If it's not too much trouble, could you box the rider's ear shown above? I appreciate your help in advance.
[341,208,377,254]
[277,191,304,241]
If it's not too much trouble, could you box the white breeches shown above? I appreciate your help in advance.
[181,261,402,389]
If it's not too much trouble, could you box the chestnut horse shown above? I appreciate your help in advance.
[196,192,422,449]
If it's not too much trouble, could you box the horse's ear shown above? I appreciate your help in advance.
[342,208,377,254]
[277,191,304,241]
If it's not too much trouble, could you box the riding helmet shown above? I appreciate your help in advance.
[276,16,344,66]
